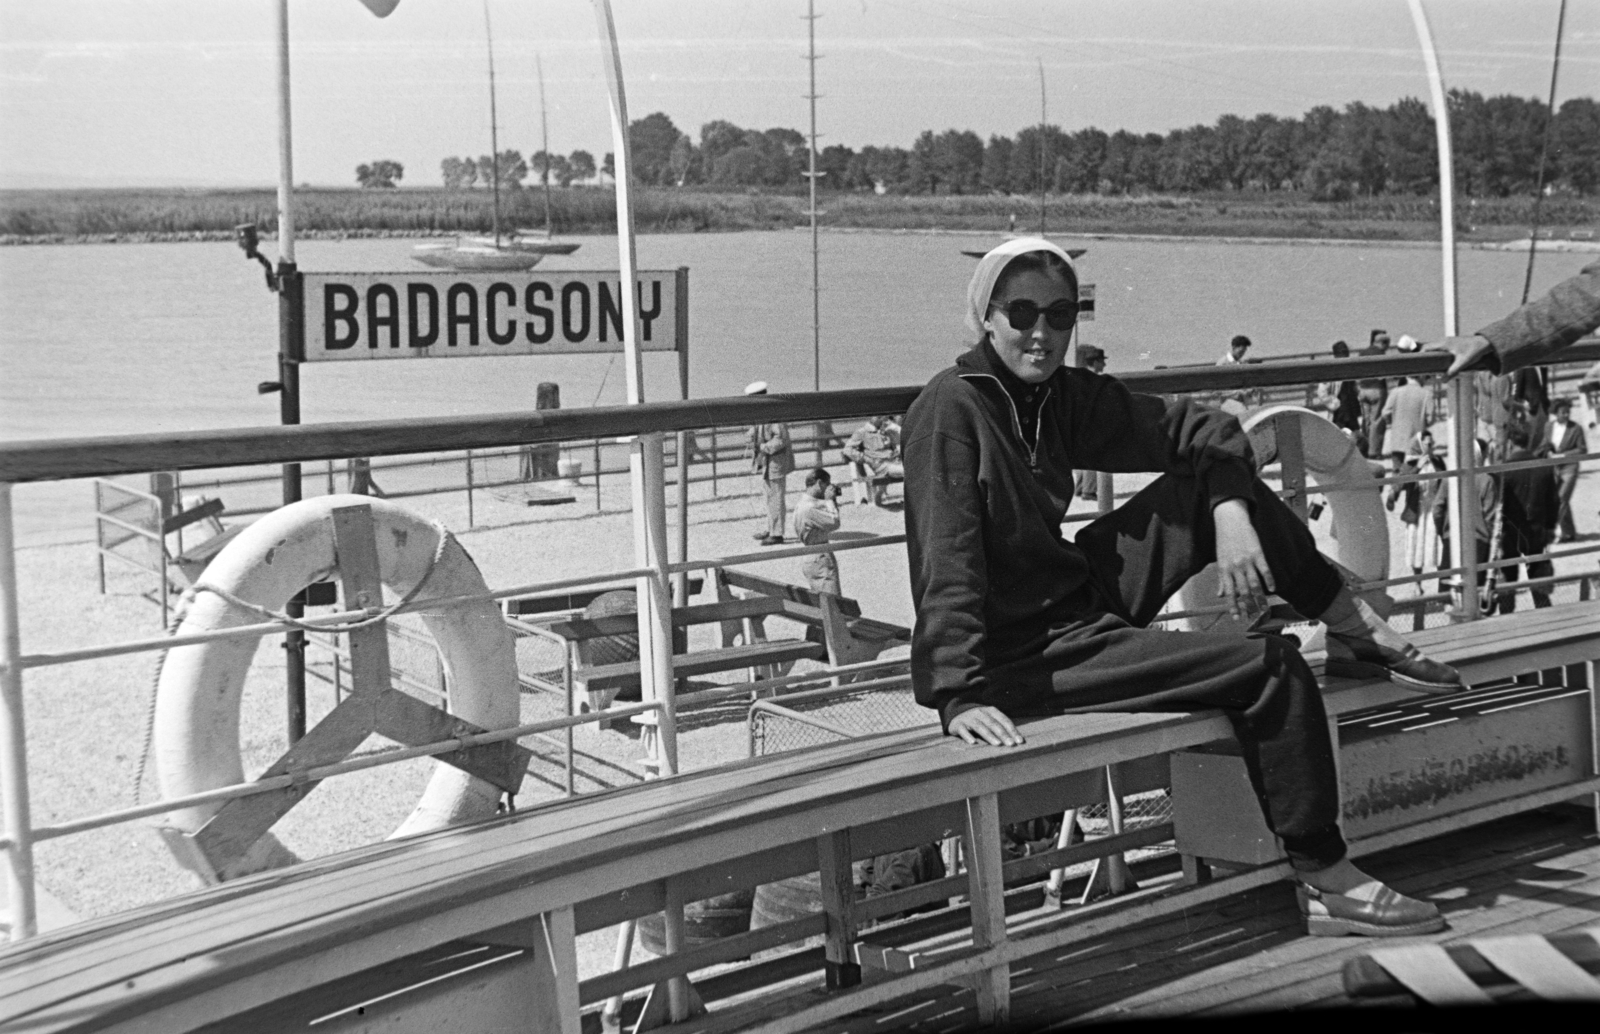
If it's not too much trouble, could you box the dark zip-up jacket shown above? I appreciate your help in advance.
[902,340,1258,726]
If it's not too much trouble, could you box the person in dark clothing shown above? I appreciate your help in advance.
[902,238,1459,938]
[1497,425,1559,612]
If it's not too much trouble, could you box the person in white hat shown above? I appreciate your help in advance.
[744,381,793,545]
[900,236,1460,939]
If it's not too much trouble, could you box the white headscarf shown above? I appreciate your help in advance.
[964,237,1079,339]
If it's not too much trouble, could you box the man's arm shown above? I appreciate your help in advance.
[760,425,790,455]
[1427,257,1600,376]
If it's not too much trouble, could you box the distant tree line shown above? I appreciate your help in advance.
[616,92,1599,200]
[439,149,607,189]
[355,160,404,188]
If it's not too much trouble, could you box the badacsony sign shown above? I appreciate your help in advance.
[301,270,684,361]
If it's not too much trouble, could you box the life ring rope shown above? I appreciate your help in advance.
[187,518,451,633]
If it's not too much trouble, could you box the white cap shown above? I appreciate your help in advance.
[744,381,768,395]
[1395,334,1419,353]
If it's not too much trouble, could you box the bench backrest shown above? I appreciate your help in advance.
[541,594,788,643]
[504,577,705,618]
[718,567,863,618]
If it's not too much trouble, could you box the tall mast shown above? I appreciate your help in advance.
[483,0,502,244]
[804,0,822,396]
[538,52,553,237]
[1038,58,1047,236]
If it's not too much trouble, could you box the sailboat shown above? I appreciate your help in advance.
[413,3,564,270]
[962,60,1086,261]
[461,55,580,259]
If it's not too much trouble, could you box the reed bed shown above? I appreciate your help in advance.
[3,186,1595,243]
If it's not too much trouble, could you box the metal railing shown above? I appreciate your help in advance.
[2,342,1597,940]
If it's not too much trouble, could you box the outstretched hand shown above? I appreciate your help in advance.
[1213,499,1274,621]
[1423,335,1496,378]
[948,705,1024,747]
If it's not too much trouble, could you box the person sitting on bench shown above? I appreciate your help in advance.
[902,238,1460,938]
[842,415,904,506]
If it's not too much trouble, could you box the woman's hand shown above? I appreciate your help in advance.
[949,706,1024,747]
[1423,335,1496,377]
[1213,498,1274,621]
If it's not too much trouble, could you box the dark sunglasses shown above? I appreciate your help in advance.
[991,298,1080,331]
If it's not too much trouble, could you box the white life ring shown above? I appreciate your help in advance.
[153,495,518,882]
[1178,406,1389,631]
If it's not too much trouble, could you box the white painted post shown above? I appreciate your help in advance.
[274,0,295,266]
[592,0,678,776]
[1408,0,1477,619]
[0,484,36,940]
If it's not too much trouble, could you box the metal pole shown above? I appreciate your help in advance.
[804,0,824,463]
[1038,58,1047,236]
[1408,0,1476,618]
[594,3,684,1018]
[275,0,307,739]
[592,0,679,783]
[275,0,295,270]
[483,0,502,244]
[0,484,37,940]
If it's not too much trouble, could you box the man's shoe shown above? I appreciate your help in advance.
[1325,632,1463,695]
[1297,882,1445,938]
[759,535,784,546]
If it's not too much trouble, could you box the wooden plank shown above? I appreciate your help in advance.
[371,689,531,796]
[160,497,226,536]
[542,596,786,642]
[963,792,1009,1024]
[720,568,864,618]
[577,640,827,690]
[817,830,860,989]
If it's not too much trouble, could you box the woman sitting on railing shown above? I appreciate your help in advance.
[902,238,1460,939]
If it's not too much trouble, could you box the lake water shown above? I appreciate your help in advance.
[3,230,1584,441]
[1,230,1588,545]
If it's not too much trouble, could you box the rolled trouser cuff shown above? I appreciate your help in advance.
[1282,823,1348,873]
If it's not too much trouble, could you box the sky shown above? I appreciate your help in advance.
[0,0,1595,189]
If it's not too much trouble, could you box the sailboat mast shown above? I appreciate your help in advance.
[538,53,552,236]
[1038,59,1047,236]
[483,0,502,244]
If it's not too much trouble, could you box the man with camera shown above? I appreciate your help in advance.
[793,468,843,596]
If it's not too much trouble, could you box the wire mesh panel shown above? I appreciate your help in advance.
[750,686,936,756]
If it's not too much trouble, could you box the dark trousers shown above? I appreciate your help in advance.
[1554,466,1578,540]
[997,473,1348,870]
[1496,527,1554,612]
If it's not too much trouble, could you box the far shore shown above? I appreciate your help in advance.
[4,185,1595,249]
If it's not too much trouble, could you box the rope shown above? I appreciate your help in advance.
[132,518,453,804]
[132,592,192,807]
[1519,0,1567,307]
[188,519,452,633]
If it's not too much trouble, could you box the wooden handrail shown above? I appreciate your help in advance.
[6,343,1596,485]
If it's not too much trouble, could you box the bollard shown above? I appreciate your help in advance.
[520,383,562,481]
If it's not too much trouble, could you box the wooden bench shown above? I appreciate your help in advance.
[515,593,827,715]
[5,602,1595,1034]
[847,459,904,506]
[713,566,911,670]
[500,578,703,620]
